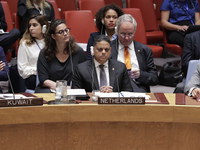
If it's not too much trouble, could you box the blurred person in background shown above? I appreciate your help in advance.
[0,2,20,53]
[0,46,9,93]
[160,0,200,47]
[17,0,55,36]
[17,15,49,90]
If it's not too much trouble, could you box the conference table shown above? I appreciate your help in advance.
[0,93,200,150]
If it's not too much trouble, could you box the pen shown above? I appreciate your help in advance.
[120,92,124,97]
[70,81,72,89]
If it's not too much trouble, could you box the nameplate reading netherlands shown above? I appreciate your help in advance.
[0,97,43,107]
[98,97,145,104]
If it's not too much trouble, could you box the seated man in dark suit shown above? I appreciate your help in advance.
[184,63,200,98]
[0,2,20,53]
[110,14,158,92]
[0,46,9,93]
[72,35,133,92]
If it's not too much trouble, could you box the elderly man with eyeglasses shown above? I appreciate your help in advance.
[72,35,132,93]
[110,14,158,92]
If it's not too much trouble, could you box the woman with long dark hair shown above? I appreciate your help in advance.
[35,19,86,93]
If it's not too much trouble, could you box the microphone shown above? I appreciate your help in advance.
[113,67,120,98]
[68,40,74,76]
[90,46,95,91]
[3,65,15,99]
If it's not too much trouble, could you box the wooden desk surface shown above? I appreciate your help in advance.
[0,93,198,124]
[0,93,200,150]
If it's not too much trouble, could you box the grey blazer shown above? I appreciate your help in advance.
[184,63,200,95]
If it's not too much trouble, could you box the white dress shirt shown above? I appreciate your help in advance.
[93,59,109,87]
[17,39,45,79]
[117,41,139,70]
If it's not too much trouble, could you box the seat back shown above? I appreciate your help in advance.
[185,60,200,86]
[3,0,18,14]
[123,8,147,44]
[104,0,123,8]
[153,0,163,27]
[162,27,183,55]
[64,10,97,43]
[1,1,14,31]
[55,0,77,19]
[126,0,158,32]
[78,0,105,17]
[46,0,61,19]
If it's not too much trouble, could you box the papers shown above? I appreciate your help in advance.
[96,92,119,97]
[0,29,9,35]
[67,89,86,95]
[0,94,32,100]
[50,88,87,96]
[120,92,149,99]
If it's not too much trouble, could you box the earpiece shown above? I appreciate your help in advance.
[90,46,94,56]
[115,26,117,34]
[42,25,47,34]
[101,19,104,25]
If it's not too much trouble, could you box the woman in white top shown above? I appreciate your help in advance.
[17,14,49,90]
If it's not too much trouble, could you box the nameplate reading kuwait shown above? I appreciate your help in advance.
[98,97,145,104]
[0,97,43,107]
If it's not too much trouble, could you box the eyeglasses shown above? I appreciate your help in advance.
[96,48,110,52]
[119,33,134,38]
[56,28,70,35]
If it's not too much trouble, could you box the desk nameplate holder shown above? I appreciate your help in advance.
[98,97,145,104]
[0,97,43,107]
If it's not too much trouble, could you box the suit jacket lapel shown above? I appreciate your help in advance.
[133,40,142,70]
[110,39,119,60]
[108,60,115,88]
[88,60,100,90]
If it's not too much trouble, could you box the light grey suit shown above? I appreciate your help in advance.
[184,63,200,95]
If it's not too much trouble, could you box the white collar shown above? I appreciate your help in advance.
[105,31,117,41]
[93,58,109,68]
[118,40,134,51]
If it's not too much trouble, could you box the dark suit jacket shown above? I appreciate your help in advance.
[182,30,200,77]
[0,3,7,31]
[86,32,104,60]
[110,39,158,92]
[72,59,133,92]
[0,46,9,93]
[17,0,55,36]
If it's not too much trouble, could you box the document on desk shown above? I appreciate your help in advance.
[67,89,86,95]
